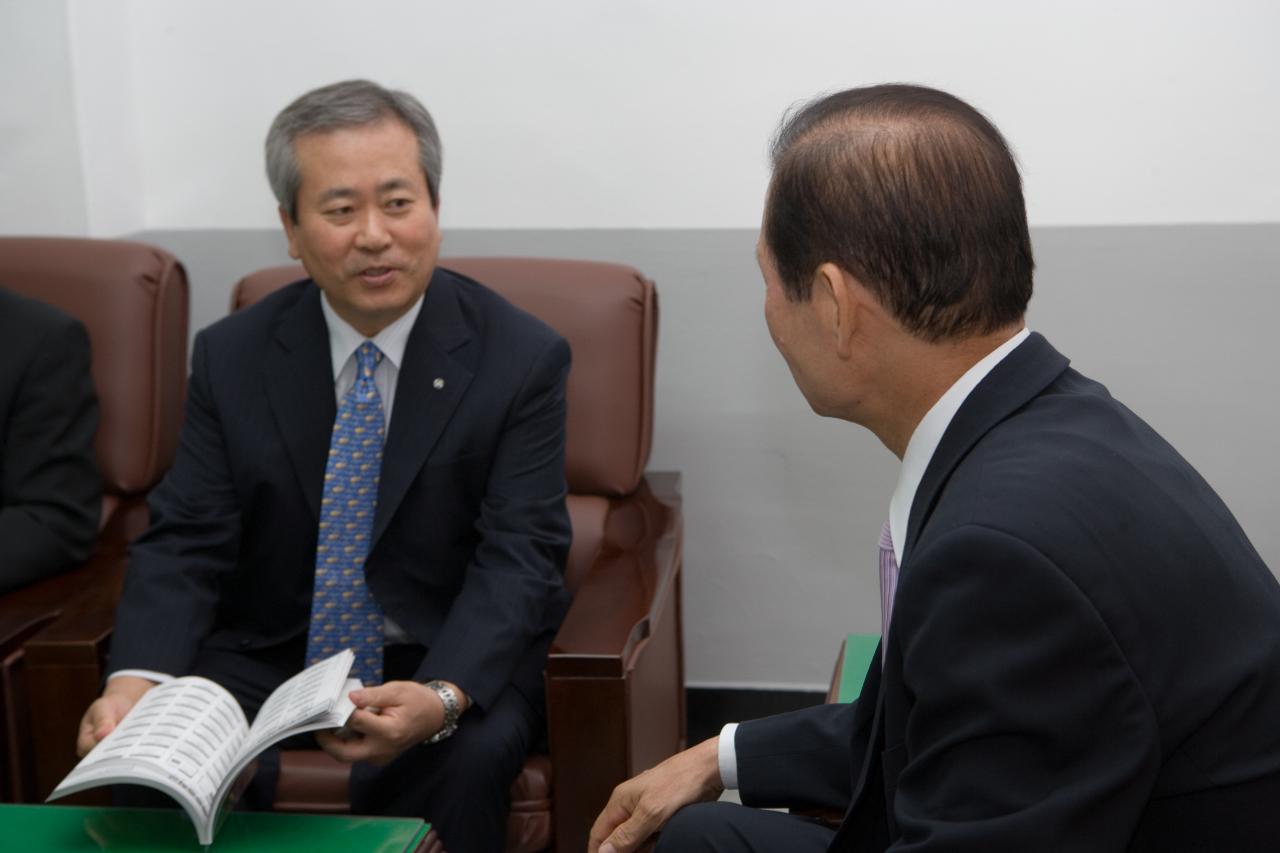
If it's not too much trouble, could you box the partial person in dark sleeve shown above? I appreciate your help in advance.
[0,286,100,594]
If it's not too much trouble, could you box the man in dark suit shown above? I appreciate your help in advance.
[0,287,100,594]
[590,85,1280,852]
[76,80,571,850]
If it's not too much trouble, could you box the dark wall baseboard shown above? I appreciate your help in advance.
[686,687,826,745]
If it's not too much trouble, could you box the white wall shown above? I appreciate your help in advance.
[5,0,1279,236]
[4,0,1280,691]
[65,1,146,236]
[0,0,88,235]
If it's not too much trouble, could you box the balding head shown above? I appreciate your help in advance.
[764,84,1034,343]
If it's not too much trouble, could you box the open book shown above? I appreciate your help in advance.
[48,649,361,845]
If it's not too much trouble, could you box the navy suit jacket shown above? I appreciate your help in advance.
[737,333,1280,851]
[111,268,572,710]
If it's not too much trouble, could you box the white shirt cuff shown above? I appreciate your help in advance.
[717,722,740,789]
[108,669,173,684]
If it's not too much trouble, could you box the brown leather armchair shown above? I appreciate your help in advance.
[0,237,188,803]
[230,258,684,852]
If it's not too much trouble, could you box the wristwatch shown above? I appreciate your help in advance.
[423,680,461,744]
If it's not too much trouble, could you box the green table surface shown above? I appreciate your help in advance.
[0,804,429,852]
[837,633,880,703]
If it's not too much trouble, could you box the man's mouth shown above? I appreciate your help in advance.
[358,266,397,285]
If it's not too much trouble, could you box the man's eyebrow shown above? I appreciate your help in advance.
[316,187,356,204]
[314,179,416,205]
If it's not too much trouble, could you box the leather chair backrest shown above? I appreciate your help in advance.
[0,238,189,497]
[231,258,658,593]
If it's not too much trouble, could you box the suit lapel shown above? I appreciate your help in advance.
[263,284,336,523]
[903,332,1070,564]
[371,271,475,549]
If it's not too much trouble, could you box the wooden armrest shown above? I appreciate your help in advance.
[0,535,122,619]
[0,606,62,801]
[544,472,685,852]
[21,549,126,800]
[0,608,59,659]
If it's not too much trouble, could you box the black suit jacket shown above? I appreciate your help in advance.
[111,269,572,710]
[0,287,100,594]
[737,333,1280,851]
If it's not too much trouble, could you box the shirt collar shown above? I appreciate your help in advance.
[319,291,425,378]
[888,327,1030,566]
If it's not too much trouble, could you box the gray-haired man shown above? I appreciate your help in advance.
[78,79,572,850]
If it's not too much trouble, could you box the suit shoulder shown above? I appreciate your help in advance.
[964,369,1168,489]
[0,287,91,371]
[927,367,1225,570]
[0,286,87,339]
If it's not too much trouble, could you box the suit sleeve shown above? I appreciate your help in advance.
[887,524,1160,851]
[110,331,242,674]
[415,334,572,709]
[0,315,100,594]
[736,700,867,812]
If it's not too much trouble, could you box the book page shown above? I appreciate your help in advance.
[208,651,357,825]
[242,648,355,755]
[49,676,249,833]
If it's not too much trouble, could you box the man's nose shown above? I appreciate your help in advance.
[354,210,392,251]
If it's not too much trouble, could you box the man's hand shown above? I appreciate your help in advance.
[76,676,157,757]
[316,680,469,766]
[588,736,725,853]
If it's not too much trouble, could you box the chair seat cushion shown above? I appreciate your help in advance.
[274,749,554,851]
[512,753,552,811]
[273,750,351,814]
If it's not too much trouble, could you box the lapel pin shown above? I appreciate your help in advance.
[433,378,445,390]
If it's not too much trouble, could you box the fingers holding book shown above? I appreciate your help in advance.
[316,680,461,765]
[76,675,159,757]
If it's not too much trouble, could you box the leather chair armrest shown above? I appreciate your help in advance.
[548,473,682,672]
[544,472,685,853]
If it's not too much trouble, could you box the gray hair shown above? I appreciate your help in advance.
[265,79,442,221]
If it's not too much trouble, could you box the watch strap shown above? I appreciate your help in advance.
[423,679,460,744]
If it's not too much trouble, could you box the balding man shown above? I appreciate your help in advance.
[590,84,1280,853]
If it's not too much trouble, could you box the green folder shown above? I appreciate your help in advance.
[836,633,880,703]
[0,804,430,852]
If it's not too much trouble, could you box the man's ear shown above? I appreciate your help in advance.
[813,262,857,359]
[278,207,300,260]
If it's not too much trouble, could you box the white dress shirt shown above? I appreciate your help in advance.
[717,328,1031,789]
[110,290,427,683]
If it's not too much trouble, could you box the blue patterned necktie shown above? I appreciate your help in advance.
[306,341,386,684]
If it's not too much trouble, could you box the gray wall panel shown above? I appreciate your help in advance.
[133,225,1280,689]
